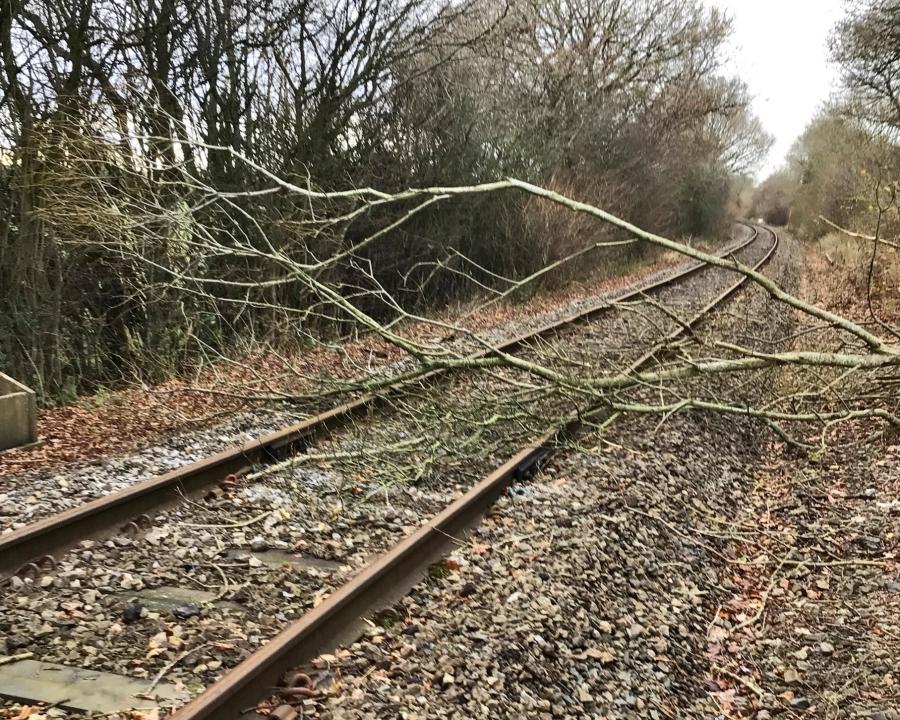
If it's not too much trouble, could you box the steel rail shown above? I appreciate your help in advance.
[0,228,758,577]
[169,226,778,720]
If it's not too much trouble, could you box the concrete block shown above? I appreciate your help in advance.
[0,659,189,714]
[0,372,37,451]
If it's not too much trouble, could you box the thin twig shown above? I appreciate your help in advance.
[731,549,795,634]
[181,510,272,529]
[143,643,214,695]
[0,652,33,666]
[713,665,765,698]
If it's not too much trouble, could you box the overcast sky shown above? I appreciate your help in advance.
[709,0,847,178]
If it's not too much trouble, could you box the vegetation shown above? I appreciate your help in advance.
[752,0,900,243]
[0,0,769,403]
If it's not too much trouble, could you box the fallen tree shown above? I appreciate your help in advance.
[59,139,900,465]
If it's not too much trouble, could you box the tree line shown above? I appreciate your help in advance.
[0,0,769,402]
[752,0,900,241]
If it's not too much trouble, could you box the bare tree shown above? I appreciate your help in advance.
[0,0,770,402]
[832,0,900,139]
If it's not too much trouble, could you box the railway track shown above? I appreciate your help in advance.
[0,225,777,719]
[0,226,758,574]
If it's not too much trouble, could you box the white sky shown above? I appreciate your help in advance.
[709,0,847,178]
